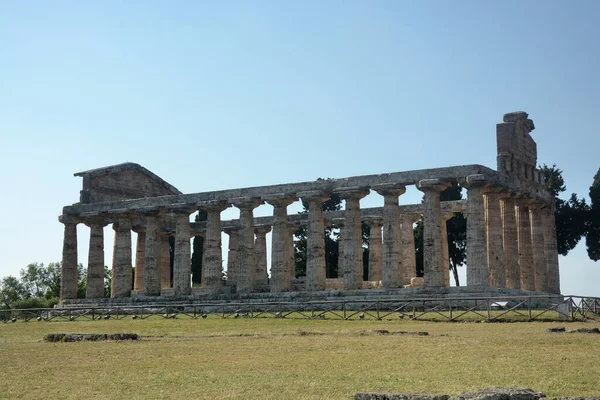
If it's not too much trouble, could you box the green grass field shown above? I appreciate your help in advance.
[1,317,599,400]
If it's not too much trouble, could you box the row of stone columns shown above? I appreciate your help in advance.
[60,177,560,300]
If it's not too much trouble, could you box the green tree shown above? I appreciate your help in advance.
[191,210,208,285]
[540,164,589,255]
[20,262,51,298]
[586,168,600,261]
[0,276,27,308]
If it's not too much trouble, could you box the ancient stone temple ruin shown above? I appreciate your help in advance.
[58,112,559,305]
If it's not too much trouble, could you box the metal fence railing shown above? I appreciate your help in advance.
[1,295,599,324]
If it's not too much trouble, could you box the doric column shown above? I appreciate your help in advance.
[112,216,133,298]
[223,227,240,288]
[171,207,194,296]
[199,201,229,294]
[373,183,406,288]
[335,187,369,290]
[265,194,297,292]
[400,213,420,285]
[85,216,107,299]
[501,196,519,289]
[485,189,505,288]
[160,233,171,289]
[143,211,162,296]
[544,202,560,294]
[288,222,302,283]
[232,197,263,293]
[517,201,534,290]
[529,202,547,292]
[441,213,453,287]
[299,190,330,291]
[132,225,145,293]
[332,218,345,278]
[254,225,271,288]
[463,174,489,287]
[417,179,450,287]
[59,215,79,301]
[111,232,117,296]
[364,217,383,282]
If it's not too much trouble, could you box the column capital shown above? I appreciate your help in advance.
[333,186,370,200]
[331,217,345,228]
[400,212,422,223]
[166,203,197,215]
[263,193,297,207]
[482,186,506,195]
[58,214,81,224]
[373,183,406,197]
[223,226,241,235]
[197,200,230,213]
[254,225,272,235]
[231,197,263,210]
[363,216,383,227]
[298,190,330,203]
[441,212,455,222]
[459,174,488,189]
[80,212,109,227]
[288,221,303,232]
[138,206,166,217]
[417,179,451,192]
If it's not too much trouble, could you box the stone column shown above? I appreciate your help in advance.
[110,231,117,296]
[171,208,194,296]
[374,183,406,288]
[544,202,560,294]
[288,222,302,283]
[517,201,534,291]
[143,213,162,296]
[264,195,296,292]
[529,202,547,292]
[501,196,520,289]
[113,217,133,298]
[417,179,449,287]
[485,189,505,288]
[400,213,419,285]
[463,174,489,287]
[299,190,330,291]
[223,227,240,288]
[441,213,453,287]
[335,187,369,290]
[364,217,383,282]
[160,233,172,289]
[199,201,229,294]
[232,197,263,293]
[132,227,146,292]
[254,225,271,288]
[85,217,107,299]
[59,216,79,301]
[332,218,345,279]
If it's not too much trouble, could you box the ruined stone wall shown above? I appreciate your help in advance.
[497,111,542,184]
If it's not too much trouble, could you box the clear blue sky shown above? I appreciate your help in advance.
[1,1,598,295]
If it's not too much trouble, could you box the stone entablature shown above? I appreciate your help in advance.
[58,112,560,303]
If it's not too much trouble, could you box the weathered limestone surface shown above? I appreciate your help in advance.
[544,203,561,294]
[501,197,520,289]
[464,175,489,287]
[254,225,271,287]
[418,179,448,287]
[529,203,546,293]
[60,219,78,300]
[201,201,229,294]
[223,227,239,287]
[143,215,161,296]
[400,213,419,285]
[335,219,345,278]
[86,219,106,299]
[265,195,296,292]
[441,213,452,287]
[300,190,330,291]
[172,211,192,296]
[374,184,405,288]
[133,229,145,292]
[365,217,383,282]
[233,198,262,293]
[113,218,132,298]
[485,190,505,288]
[336,188,369,290]
[517,202,534,291]
[160,234,171,289]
